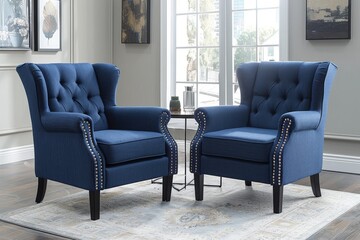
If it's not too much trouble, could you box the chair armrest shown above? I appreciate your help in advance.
[190,105,249,173]
[195,105,249,133]
[38,113,104,191]
[106,106,170,132]
[41,112,92,132]
[271,111,322,186]
[279,111,321,132]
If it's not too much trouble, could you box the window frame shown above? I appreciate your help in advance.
[160,0,288,108]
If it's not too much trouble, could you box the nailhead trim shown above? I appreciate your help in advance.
[190,111,206,173]
[272,118,292,185]
[81,121,104,190]
[160,112,178,174]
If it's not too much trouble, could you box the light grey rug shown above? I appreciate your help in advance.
[1,177,360,240]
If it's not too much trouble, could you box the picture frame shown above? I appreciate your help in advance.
[0,0,31,50]
[306,0,351,40]
[34,0,61,51]
[121,0,150,44]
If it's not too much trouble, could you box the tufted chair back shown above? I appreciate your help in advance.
[237,61,330,129]
[19,63,118,131]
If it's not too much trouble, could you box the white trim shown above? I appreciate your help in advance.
[0,127,32,136]
[279,0,289,61]
[323,153,360,175]
[325,133,360,142]
[0,65,16,71]
[0,145,34,165]
[160,0,171,108]
[110,0,114,64]
[70,0,75,63]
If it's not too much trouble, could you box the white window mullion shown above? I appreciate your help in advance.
[279,0,289,61]
[162,0,284,108]
[225,0,233,105]
[218,0,227,105]
[170,0,177,99]
[160,0,172,107]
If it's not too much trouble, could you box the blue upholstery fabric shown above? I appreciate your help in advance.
[37,64,108,131]
[245,62,319,129]
[17,63,177,192]
[105,156,169,188]
[190,61,337,188]
[202,128,277,163]
[95,130,166,165]
[201,156,270,184]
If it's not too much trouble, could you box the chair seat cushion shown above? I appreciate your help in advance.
[202,127,277,163]
[95,130,166,165]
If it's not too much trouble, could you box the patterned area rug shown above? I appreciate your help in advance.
[1,177,360,240]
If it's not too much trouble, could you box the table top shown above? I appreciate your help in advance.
[170,110,195,118]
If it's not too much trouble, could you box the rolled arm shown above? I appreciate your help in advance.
[279,111,321,132]
[41,112,93,132]
[194,105,249,133]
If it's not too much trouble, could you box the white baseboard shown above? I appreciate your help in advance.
[323,153,360,174]
[0,145,34,165]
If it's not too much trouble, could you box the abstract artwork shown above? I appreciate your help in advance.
[0,0,30,50]
[34,0,61,51]
[306,0,351,40]
[121,0,150,44]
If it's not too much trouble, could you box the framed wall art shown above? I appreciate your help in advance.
[0,0,30,50]
[306,0,351,40]
[121,0,150,44]
[34,0,61,51]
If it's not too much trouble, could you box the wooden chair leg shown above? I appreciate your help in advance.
[245,180,252,186]
[273,185,283,214]
[89,190,100,221]
[162,175,173,202]
[310,173,321,197]
[35,178,47,203]
[194,173,204,201]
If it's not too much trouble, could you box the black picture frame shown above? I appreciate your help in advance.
[121,0,150,44]
[306,0,351,40]
[0,0,31,50]
[34,0,61,51]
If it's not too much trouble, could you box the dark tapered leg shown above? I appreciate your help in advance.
[162,175,173,202]
[35,178,47,203]
[273,185,283,214]
[194,173,204,201]
[89,190,100,221]
[245,181,252,186]
[310,173,321,197]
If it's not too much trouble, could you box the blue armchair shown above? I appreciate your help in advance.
[190,61,337,213]
[17,63,178,220]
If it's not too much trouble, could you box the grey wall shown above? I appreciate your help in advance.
[0,0,113,159]
[113,0,161,106]
[289,1,360,156]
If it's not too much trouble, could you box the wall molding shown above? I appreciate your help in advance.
[325,133,360,142]
[0,127,32,136]
[0,145,34,165]
[0,65,17,71]
[323,153,360,174]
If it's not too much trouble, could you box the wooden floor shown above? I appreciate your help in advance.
[0,160,359,240]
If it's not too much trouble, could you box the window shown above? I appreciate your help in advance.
[160,0,288,108]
